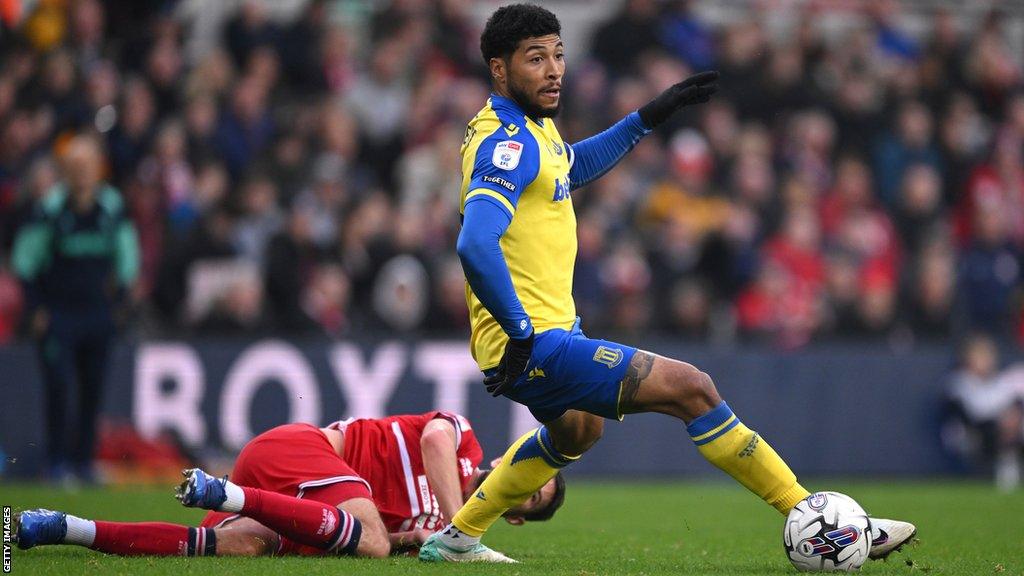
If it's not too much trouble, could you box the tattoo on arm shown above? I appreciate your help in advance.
[618,351,655,413]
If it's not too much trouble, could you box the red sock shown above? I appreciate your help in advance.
[92,522,216,556]
[240,487,360,553]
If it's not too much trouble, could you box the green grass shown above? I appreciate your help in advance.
[3,480,1023,575]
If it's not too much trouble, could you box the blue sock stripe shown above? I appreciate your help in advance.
[691,417,741,446]
[537,427,575,467]
[204,529,217,556]
[686,401,735,438]
[511,426,574,468]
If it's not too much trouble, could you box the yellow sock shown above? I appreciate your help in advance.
[688,402,810,514]
[452,426,577,536]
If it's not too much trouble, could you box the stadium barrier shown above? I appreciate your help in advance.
[0,338,990,478]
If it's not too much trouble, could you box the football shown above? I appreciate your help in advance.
[783,492,872,572]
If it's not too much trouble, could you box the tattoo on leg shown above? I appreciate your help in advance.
[618,351,655,413]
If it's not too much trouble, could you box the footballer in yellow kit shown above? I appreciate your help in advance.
[418,2,917,565]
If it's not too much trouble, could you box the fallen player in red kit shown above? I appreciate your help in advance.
[14,412,564,559]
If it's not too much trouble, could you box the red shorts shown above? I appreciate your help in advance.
[199,423,371,555]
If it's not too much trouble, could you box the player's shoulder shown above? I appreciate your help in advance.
[470,98,539,150]
[468,105,540,180]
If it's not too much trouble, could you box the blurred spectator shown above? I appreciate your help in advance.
[291,160,346,247]
[196,272,267,334]
[958,198,1022,336]
[373,252,429,333]
[344,36,412,189]
[214,77,274,178]
[106,77,156,182]
[302,262,350,336]
[944,334,1024,491]
[233,173,283,265]
[937,93,988,207]
[264,205,321,333]
[277,0,331,93]
[872,101,943,207]
[966,11,1021,117]
[903,239,957,340]
[956,126,1024,248]
[823,249,861,335]
[740,206,824,347]
[224,0,280,69]
[11,134,139,484]
[423,254,469,334]
[145,36,184,121]
[152,203,238,324]
[665,278,712,339]
[894,163,946,256]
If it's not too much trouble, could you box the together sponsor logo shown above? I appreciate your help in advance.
[482,175,516,193]
[3,505,12,573]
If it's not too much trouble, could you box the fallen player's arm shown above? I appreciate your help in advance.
[420,417,464,522]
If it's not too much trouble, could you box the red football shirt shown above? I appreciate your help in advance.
[339,411,483,532]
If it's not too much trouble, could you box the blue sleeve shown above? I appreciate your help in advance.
[456,197,533,339]
[567,111,651,190]
[466,127,540,218]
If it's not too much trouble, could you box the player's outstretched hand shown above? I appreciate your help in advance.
[637,70,719,129]
[483,331,535,397]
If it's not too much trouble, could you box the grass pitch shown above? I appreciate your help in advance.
[3,479,1022,575]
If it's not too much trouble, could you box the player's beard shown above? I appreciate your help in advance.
[507,73,560,119]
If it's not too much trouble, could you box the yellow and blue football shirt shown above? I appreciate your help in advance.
[460,94,578,370]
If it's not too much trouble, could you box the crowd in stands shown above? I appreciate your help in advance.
[0,0,1022,348]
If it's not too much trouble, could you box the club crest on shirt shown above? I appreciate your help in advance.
[492,140,523,170]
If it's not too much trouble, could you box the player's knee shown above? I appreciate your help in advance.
[667,362,720,419]
[550,416,603,456]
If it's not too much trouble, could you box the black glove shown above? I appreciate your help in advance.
[637,70,720,129]
[483,330,535,397]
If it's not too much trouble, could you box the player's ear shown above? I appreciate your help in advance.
[489,58,506,83]
[490,457,502,468]
[504,515,525,526]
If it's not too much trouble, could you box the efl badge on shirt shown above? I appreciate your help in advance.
[492,140,523,170]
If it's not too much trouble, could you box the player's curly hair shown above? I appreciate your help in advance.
[480,3,561,64]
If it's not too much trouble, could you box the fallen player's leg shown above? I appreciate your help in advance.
[178,467,389,557]
[14,508,221,556]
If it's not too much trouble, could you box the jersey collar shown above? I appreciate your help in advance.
[489,93,545,129]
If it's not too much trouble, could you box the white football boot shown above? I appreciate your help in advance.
[418,531,518,563]
[868,518,917,560]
